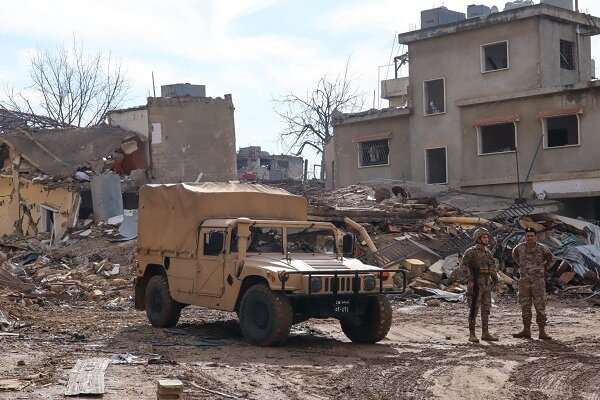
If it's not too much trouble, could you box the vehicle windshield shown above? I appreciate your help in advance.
[247,226,284,253]
[286,226,336,254]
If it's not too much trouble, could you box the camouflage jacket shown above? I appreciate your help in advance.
[460,245,498,283]
[512,242,555,279]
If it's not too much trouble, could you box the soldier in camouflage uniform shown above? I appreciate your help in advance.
[460,228,499,342]
[512,227,556,340]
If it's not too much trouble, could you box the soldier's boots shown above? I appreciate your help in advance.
[468,322,479,343]
[512,323,532,339]
[481,317,498,341]
[538,324,552,340]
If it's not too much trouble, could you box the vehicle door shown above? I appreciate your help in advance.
[195,228,226,297]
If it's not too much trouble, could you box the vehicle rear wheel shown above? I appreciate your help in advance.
[239,284,293,346]
[340,295,392,343]
[145,274,181,328]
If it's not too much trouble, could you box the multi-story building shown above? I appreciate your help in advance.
[331,1,600,217]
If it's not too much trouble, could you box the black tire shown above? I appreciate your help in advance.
[238,284,293,346]
[340,295,392,343]
[145,274,181,328]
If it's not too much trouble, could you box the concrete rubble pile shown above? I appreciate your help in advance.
[268,181,599,304]
[382,213,600,303]
[0,214,137,332]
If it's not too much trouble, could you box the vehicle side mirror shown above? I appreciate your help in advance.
[204,231,225,256]
[342,234,356,257]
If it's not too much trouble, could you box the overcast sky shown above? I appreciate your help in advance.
[1,0,600,175]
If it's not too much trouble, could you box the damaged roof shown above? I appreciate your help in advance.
[0,126,133,178]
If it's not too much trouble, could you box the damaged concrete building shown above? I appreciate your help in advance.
[0,127,145,242]
[108,84,237,183]
[331,2,600,217]
[0,83,239,241]
[237,146,304,181]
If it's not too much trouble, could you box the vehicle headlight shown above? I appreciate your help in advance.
[363,275,376,291]
[309,276,322,293]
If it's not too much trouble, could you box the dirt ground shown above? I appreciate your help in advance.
[1,293,599,400]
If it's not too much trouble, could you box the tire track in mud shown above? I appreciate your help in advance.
[507,341,600,400]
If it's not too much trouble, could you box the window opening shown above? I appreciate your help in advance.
[425,148,447,184]
[479,123,516,154]
[277,160,289,169]
[545,115,579,147]
[40,206,57,233]
[560,40,575,70]
[424,78,445,115]
[482,41,508,72]
[359,140,389,167]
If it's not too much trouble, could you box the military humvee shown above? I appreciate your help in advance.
[135,183,405,346]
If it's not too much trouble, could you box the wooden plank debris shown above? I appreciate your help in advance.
[65,358,109,396]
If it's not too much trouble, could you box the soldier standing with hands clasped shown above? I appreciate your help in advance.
[460,228,499,343]
[512,227,556,340]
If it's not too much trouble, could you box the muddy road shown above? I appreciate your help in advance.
[1,294,599,399]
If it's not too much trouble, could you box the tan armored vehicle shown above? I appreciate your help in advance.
[135,183,405,346]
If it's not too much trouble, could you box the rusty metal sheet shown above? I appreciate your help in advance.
[65,358,110,396]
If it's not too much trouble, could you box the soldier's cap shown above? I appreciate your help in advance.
[525,227,537,234]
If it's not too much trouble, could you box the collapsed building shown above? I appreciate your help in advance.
[0,126,145,242]
[329,1,600,219]
[236,146,304,181]
[0,83,239,241]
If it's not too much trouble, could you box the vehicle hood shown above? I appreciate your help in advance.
[244,254,379,272]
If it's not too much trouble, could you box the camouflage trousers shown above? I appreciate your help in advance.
[518,276,546,325]
[467,280,492,323]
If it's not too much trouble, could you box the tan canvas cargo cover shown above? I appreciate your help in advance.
[138,182,308,256]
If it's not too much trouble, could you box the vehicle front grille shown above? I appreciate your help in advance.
[323,276,359,293]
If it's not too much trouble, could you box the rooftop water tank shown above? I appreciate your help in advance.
[161,83,206,98]
[467,4,492,18]
[421,7,466,29]
[503,0,534,11]
[540,0,574,11]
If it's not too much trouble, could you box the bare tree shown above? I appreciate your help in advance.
[274,62,365,179]
[2,40,129,128]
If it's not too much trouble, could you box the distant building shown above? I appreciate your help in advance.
[108,84,237,183]
[237,146,303,181]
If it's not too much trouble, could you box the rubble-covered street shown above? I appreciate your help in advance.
[0,181,599,399]
[1,291,599,399]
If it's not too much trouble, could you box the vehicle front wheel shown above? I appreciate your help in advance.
[145,274,181,328]
[340,295,392,343]
[238,284,293,346]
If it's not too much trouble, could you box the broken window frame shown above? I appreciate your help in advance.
[541,114,580,149]
[424,147,448,185]
[559,39,576,71]
[39,204,59,234]
[357,139,390,168]
[476,122,518,156]
[423,78,446,116]
[480,40,510,73]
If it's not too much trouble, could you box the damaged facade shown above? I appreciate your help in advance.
[108,85,237,183]
[236,146,303,181]
[331,3,600,218]
[0,127,145,242]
